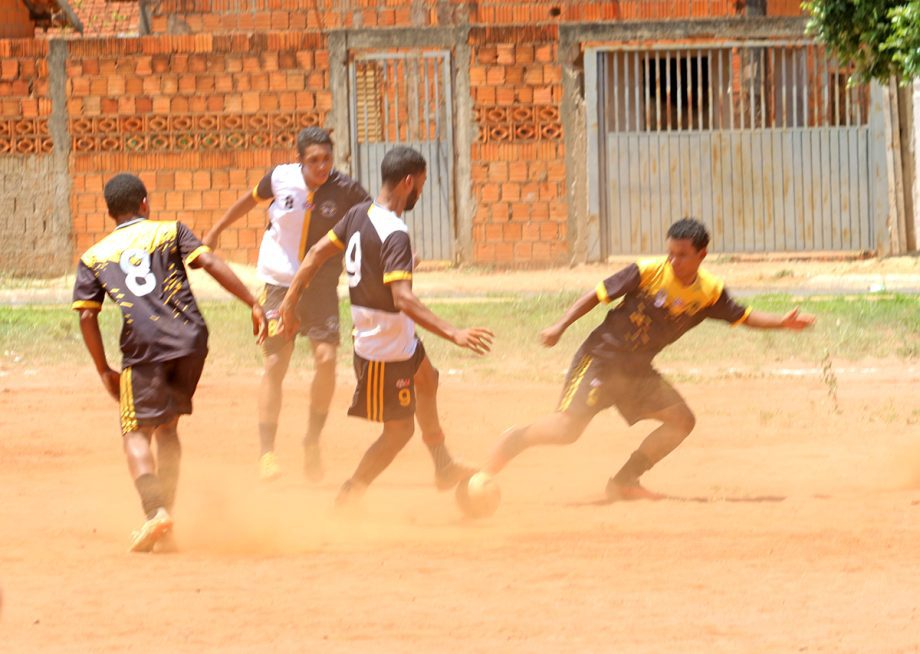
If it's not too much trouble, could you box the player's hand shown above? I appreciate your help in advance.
[453,327,494,355]
[99,368,120,401]
[781,307,816,331]
[277,300,300,340]
[539,324,565,348]
[251,303,268,344]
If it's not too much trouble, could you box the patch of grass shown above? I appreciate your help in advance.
[1,293,917,384]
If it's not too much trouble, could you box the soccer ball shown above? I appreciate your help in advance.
[455,471,501,519]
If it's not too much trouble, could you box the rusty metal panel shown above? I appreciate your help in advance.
[596,43,874,254]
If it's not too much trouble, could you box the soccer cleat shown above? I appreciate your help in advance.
[435,460,477,491]
[128,508,173,553]
[303,442,324,483]
[605,479,666,502]
[259,452,282,482]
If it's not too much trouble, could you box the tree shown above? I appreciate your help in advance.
[803,0,920,83]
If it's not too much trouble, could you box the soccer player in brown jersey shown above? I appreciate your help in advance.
[204,128,370,482]
[485,218,815,501]
[278,146,494,504]
[73,173,266,552]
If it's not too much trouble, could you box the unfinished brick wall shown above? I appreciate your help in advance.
[0,39,71,276]
[469,26,567,265]
[65,33,330,264]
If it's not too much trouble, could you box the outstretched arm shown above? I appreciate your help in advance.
[539,289,600,347]
[278,235,341,337]
[191,251,267,342]
[743,307,815,331]
[202,193,259,250]
[390,280,493,355]
[78,309,120,401]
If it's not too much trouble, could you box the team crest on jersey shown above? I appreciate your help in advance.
[319,200,338,218]
[654,290,668,308]
[395,377,411,389]
[283,195,294,209]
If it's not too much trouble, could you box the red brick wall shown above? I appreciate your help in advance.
[469,26,567,265]
[65,33,330,263]
[0,39,51,155]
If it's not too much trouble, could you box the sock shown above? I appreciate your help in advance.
[427,439,453,471]
[305,410,328,446]
[134,473,166,520]
[612,450,653,486]
[259,422,278,456]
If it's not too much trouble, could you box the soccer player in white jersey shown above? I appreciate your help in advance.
[205,128,369,482]
[278,146,494,504]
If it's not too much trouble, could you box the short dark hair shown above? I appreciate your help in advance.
[380,146,426,186]
[296,127,333,158]
[104,173,147,217]
[667,217,710,251]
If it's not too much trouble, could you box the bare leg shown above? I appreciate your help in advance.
[153,418,181,512]
[338,417,415,503]
[485,410,594,475]
[305,339,336,445]
[607,402,695,500]
[258,339,294,456]
[414,356,474,489]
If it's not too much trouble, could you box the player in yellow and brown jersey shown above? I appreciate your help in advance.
[73,173,266,553]
[485,218,815,501]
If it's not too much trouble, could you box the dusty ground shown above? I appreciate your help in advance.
[1,357,919,652]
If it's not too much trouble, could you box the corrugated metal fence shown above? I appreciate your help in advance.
[350,51,454,261]
[596,43,873,254]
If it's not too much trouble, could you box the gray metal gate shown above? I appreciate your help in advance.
[593,43,873,254]
[349,51,454,261]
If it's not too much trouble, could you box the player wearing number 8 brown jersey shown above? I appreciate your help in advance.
[73,173,267,552]
[279,147,494,506]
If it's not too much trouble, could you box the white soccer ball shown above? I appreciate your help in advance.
[455,471,501,519]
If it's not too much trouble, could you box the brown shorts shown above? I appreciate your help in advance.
[260,282,341,356]
[556,345,685,425]
[120,354,207,434]
[348,340,427,423]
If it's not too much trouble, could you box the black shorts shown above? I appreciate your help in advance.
[348,340,427,422]
[556,344,685,425]
[119,354,207,434]
[260,282,341,355]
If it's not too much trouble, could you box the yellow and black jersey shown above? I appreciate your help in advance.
[72,218,210,366]
[586,257,752,365]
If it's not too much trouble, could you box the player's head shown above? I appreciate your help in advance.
[381,147,427,211]
[296,127,334,189]
[666,217,709,283]
[104,173,149,220]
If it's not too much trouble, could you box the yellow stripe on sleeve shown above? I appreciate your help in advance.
[732,306,753,327]
[328,230,345,250]
[383,271,413,284]
[184,245,211,266]
[71,300,103,311]
[251,185,268,203]
[596,281,611,304]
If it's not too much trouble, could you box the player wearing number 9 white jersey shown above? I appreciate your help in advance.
[72,173,266,553]
[279,147,495,506]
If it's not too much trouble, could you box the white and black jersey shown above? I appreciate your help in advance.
[252,165,369,288]
[328,201,416,362]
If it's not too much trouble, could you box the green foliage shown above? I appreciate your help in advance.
[803,0,920,82]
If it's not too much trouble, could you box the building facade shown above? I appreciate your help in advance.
[0,0,913,276]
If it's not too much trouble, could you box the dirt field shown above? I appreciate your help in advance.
[2,357,919,653]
